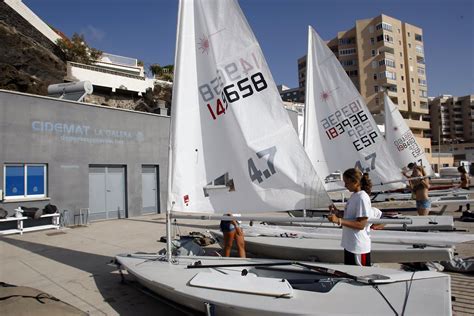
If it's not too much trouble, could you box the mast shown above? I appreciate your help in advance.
[165,0,187,262]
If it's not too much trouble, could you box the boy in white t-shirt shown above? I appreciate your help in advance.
[328,168,374,266]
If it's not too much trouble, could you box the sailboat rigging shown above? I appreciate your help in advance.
[115,3,452,315]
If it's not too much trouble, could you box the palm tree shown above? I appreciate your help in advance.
[149,64,173,82]
[149,64,163,77]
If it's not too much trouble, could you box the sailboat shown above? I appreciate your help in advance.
[370,93,474,201]
[303,29,405,194]
[116,2,452,315]
[383,93,433,176]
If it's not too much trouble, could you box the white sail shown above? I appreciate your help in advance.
[304,26,404,190]
[167,0,331,213]
[383,94,434,176]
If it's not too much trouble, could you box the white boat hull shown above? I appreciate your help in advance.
[211,230,454,263]
[240,224,471,246]
[116,254,452,315]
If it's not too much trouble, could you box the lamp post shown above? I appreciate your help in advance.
[437,124,441,172]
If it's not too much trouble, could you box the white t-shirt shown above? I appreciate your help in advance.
[341,190,373,254]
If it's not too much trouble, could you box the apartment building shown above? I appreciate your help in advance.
[428,94,474,144]
[298,14,432,162]
[428,94,474,166]
[278,84,304,103]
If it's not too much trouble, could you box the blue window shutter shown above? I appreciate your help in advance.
[27,166,45,195]
[6,166,25,196]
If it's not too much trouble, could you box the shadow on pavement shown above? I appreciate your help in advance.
[0,236,198,316]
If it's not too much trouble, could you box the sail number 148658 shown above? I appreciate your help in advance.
[201,72,268,120]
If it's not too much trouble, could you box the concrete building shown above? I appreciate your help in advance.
[428,94,474,144]
[278,84,304,103]
[433,143,474,164]
[297,14,433,165]
[427,94,474,168]
[66,53,155,97]
[0,90,169,225]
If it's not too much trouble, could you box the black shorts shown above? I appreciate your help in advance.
[344,249,371,266]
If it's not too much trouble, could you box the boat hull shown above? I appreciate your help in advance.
[211,231,454,263]
[116,254,452,315]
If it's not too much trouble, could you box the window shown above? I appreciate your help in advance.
[415,34,423,42]
[408,43,412,48]
[400,64,403,69]
[376,22,393,32]
[373,73,378,80]
[384,34,394,43]
[417,67,425,75]
[418,78,427,86]
[374,85,379,93]
[339,48,356,55]
[380,71,396,80]
[419,90,428,97]
[387,86,397,92]
[341,59,357,67]
[401,76,404,81]
[370,37,375,45]
[339,37,355,45]
[371,49,376,56]
[402,88,405,93]
[4,164,47,199]
[378,58,395,68]
[346,70,358,77]
[400,52,403,57]
[375,97,379,105]
[372,61,378,69]
[416,45,424,54]
[407,32,411,37]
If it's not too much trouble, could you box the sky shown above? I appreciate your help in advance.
[24,0,473,97]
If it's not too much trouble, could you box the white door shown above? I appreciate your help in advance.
[89,167,107,221]
[106,166,126,219]
[141,166,159,214]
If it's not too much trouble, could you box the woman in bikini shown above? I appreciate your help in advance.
[411,166,430,216]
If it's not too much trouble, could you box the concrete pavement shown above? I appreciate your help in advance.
[1,206,473,315]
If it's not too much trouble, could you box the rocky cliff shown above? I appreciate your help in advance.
[0,21,66,95]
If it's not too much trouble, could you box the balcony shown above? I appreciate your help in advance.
[377,45,395,54]
[66,62,155,96]
[420,103,429,111]
[416,56,425,65]
[406,119,430,130]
